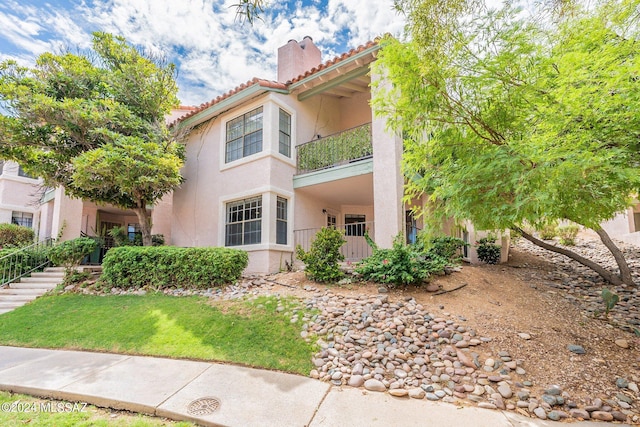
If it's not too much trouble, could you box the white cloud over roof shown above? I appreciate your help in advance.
[0,0,406,106]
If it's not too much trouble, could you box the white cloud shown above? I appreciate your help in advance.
[0,10,51,55]
[0,0,406,105]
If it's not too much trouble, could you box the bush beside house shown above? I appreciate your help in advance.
[0,224,34,248]
[296,227,346,283]
[356,235,465,287]
[101,246,248,289]
[48,237,97,272]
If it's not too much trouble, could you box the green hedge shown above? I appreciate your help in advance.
[48,237,97,270]
[0,224,34,248]
[101,246,248,289]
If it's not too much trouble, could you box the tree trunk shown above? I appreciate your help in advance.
[515,227,624,286]
[593,226,634,286]
[132,206,153,246]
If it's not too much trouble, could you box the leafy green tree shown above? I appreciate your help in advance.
[373,0,640,286]
[0,32,184,246]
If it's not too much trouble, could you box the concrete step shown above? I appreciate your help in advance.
[19,276,64,283]
[0,308,16,315]
[0,294,38,302]
[0,288,50,296]
[30,271,66,278]
[79,266,102,273]
[0,302,25,309]
[9,282,58,290]
[43,267,66,273]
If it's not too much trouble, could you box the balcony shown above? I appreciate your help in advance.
[296,123,372,175]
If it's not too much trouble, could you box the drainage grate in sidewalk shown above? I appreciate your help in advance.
[187,397,221,415]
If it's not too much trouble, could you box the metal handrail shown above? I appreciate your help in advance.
[296,123,373,175]
[294,222,375,261]
[0,238,53,286]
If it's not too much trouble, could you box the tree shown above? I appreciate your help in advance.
[0,32,184,246]
[372,0,640,286]
[232,0,267,23]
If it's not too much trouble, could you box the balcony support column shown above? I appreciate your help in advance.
[371,71,404,248]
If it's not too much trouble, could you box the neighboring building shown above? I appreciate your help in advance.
[171,37,506,273]
[37,187,173,252]
[601,202,640,246]
[33,106,198,247]
[0,161,42,232]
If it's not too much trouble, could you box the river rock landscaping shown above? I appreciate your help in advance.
[72,234,639,424]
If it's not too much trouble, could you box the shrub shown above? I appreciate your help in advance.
[356,234,461,287]
[357,237,435,287]
[296,227,345,283]
[101,246,248,289]
[0,224,34,248]
[601,288,619,316]
[107,226,131,247]
[557,224,580,245]
[48,237,97,271]
[538,223,558,240]
[62,270,93,287]
[424,236,465,260]
[108,226,165,247]
[151,234,165,246]
[476,236,501,264]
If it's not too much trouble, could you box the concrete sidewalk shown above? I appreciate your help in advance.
[0,346,627,427]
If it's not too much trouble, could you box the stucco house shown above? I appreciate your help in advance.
[0,37,507,271]
[0,161,42,231]
[170,37,504,273]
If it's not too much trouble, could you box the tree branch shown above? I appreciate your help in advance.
[515,227,623,286]
[593,226,634,286]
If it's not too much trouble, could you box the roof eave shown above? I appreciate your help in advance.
[176,85,289,129]
[288,43,381,92]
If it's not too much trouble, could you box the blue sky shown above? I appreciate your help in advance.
[0,0,406,106]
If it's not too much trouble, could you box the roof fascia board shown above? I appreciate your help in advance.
[296,66,370,102]
[289,44,380,92]
[178,85,289,129]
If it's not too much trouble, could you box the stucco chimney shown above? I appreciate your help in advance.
[277,36,322,83]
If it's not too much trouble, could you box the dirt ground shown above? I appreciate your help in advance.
[267,247,640,410]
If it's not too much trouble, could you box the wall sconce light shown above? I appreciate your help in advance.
[322,209,327,214]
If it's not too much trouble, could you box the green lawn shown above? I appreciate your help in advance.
[0,391,193,426]
[0,294,315,375]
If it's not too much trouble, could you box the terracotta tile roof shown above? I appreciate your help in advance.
[172,39,380,126]
[285,39,379,85]
[171,78,286,125]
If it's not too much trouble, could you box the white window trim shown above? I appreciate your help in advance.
[218,186,294,251]
[271,99,296,167]
[219,96,297,172]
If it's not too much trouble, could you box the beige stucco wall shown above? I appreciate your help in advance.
[172,93,297,273]
[601,205,640,247]
[0,162,42,233]
[38,199,55,240]
[339,91,372,130]
[602,208,635,237]
[151,194,173,242]
[49,187,84,241]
